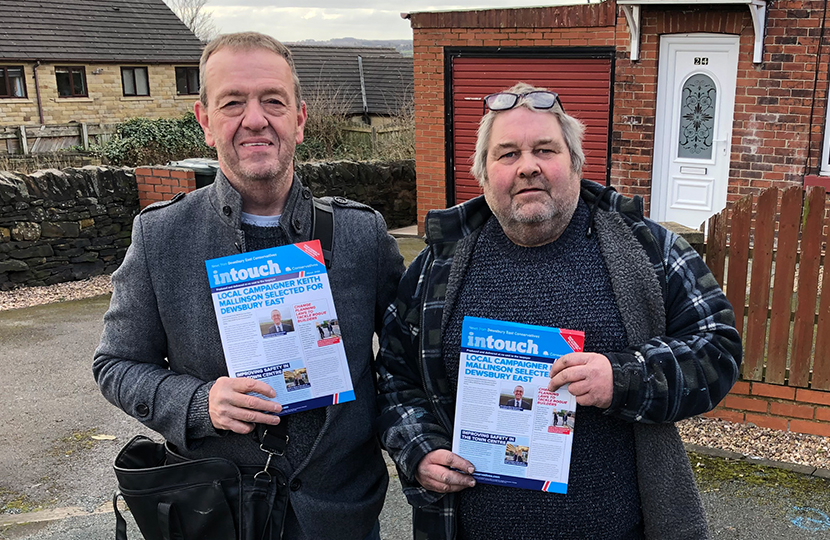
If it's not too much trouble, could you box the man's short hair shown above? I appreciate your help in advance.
[471,82,586,185]
[199,32,303,110]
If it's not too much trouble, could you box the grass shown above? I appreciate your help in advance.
[690,451,830,507]
[49,428,100,458]
[0,486,54,515]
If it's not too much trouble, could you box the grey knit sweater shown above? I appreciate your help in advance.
[443,204,643,539]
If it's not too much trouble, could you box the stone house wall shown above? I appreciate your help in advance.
[0,62,199,126]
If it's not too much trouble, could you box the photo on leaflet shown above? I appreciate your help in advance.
[315,318,341,344]
[260,308,295,338]
[498,384,533,411]
[504,443,529,467]
[548,408,576,434]
[284,368,310,391]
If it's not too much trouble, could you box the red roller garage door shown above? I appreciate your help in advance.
[450,55,613,205]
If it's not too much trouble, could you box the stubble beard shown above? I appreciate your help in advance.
[221,139,297,204]
[491,175,580,247]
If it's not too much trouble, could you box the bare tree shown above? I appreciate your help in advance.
[164,0,218,42]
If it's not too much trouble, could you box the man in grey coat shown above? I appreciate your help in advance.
[94,32,403,540]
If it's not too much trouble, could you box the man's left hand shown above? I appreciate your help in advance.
[547,352,613,409]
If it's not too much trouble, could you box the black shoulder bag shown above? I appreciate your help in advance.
[112,198,334,540]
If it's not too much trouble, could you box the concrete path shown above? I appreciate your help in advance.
[2,285,830,538]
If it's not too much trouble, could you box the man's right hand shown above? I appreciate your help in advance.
[209,376,283,434]
[415,449,477,493]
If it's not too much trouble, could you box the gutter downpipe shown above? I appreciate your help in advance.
[357,55,370,125]
[32,60,45,125]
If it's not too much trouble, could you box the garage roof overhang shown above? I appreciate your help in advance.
[617,0,767,63]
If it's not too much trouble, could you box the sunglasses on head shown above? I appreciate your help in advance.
[482,90,565,114]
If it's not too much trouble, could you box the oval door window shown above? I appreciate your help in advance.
[678,74,716,160]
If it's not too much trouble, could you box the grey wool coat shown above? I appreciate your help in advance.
[93,171,404,539]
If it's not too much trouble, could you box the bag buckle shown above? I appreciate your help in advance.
[254,427,288,482]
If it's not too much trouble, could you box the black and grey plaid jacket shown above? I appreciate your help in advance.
[377,180,741,539]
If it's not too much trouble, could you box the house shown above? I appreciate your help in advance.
[0,0,203,131]
[403,0,829,230]
[289,45,414,126]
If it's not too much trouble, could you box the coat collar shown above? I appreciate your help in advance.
[210,169,313,243]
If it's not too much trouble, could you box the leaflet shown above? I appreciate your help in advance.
[205,240,354,415]
[451,316,584,494]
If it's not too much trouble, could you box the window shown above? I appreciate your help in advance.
[121,67,150,96]
[0,66,27,98]
[55,66,87,97]
[175,67,199,95]
[677,74,716,160]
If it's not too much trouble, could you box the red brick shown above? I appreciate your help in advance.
[170,169,193,179]
[135,167,153,176]
[816,407,830,422]
[723,395,769,413]
[770,402,815,419]
[730,380,751,395]
[789,419,830,437]
[796,388,830,406]
[153,169,171,178]
[145,177,162,185]
[745,413,789,431]
[704,408,745,424]
[751,382,796,400]
[156,185,172,194]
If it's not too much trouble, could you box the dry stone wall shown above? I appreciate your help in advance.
[0,160,416,289]
[0,167,138,290]
[297,160,415,229]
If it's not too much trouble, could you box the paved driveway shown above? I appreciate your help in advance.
[1,294,829,539]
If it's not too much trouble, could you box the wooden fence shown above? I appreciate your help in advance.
[1,123,117,155]
[707,185,830,388]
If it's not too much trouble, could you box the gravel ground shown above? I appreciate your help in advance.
[2,275,829,470]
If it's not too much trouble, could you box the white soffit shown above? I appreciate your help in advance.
[617,0,767,63]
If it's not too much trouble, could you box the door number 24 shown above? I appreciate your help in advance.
[694,57,709,65]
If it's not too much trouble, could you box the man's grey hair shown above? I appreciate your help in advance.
[471,82,586,185]
[199,32,303,110]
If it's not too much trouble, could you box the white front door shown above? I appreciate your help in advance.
[651,34,739,229]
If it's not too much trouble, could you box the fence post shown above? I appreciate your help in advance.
[18,126,29,155]
[81,122,89,151]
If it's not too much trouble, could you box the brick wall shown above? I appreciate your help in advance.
[0,62,198,126]
[409,0,830,228]
[708,381,830,437]
[135,167,196,209]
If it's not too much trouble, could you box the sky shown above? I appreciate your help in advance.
[204,0,593,43]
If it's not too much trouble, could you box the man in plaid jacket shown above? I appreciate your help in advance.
[377,82,741,540]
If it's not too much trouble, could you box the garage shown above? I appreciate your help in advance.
[447,50,614,205]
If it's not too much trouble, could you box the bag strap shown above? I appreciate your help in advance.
[311,197,334,268]
[251,197,334,477]
[114,490,128,540]
[158,501,185,540]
